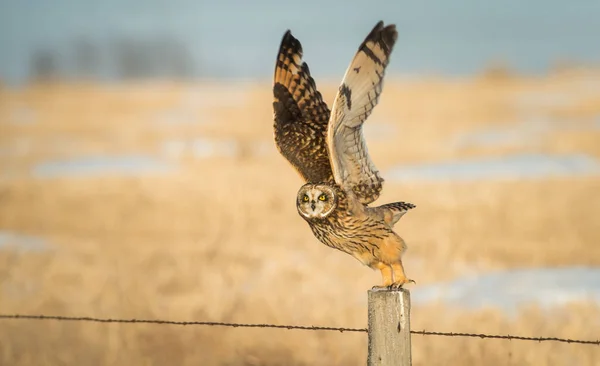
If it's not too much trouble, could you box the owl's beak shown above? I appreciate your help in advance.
[311,202,316,210]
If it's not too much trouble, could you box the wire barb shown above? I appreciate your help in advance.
[1,314,598,345]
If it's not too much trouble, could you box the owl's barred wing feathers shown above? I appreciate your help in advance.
[272,31,334,183]
[327,21,398,204]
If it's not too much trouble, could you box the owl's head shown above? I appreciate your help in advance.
[296,183,338,220]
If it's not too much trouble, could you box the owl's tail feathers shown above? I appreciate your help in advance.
[378,201,415,228]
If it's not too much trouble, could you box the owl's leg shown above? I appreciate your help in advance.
[371,262,393,289]
[390,260,415,289]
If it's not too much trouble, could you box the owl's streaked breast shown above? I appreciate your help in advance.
[298,184,398,267]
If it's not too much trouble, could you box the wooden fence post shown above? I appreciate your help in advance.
[367,288,412,366]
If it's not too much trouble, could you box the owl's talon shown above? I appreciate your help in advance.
[371,285,392,290]
[371,283,414,291]
[388,279,416,289]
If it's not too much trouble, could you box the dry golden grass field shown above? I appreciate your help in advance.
[1,69,599,365]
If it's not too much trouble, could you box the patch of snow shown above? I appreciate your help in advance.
[413,267,600,313]
[387,153,600,182]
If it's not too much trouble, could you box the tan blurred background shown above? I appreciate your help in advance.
[1,1,600,365]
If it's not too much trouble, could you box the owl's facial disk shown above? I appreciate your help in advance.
[296,184,336,219]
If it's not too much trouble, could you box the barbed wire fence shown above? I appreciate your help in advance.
[1,314,599,346]
[2,231,600,363]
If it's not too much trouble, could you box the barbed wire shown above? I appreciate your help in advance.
[410,330,600,345]
[1,314,598,345]
[0,314,365,333]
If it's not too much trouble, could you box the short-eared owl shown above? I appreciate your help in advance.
[272,21,416,288]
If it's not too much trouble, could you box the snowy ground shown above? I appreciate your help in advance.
[412,267,600,313]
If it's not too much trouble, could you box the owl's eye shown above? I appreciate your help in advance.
[318,194,327,201]
[302,195,309,202]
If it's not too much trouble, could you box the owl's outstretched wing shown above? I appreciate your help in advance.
[326,21,397,204]
[273,31,334,183]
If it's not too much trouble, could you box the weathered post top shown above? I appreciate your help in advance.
[367,288,412,366]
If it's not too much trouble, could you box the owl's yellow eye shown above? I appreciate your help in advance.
[302,195,309,202]
[318,194,326,201]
